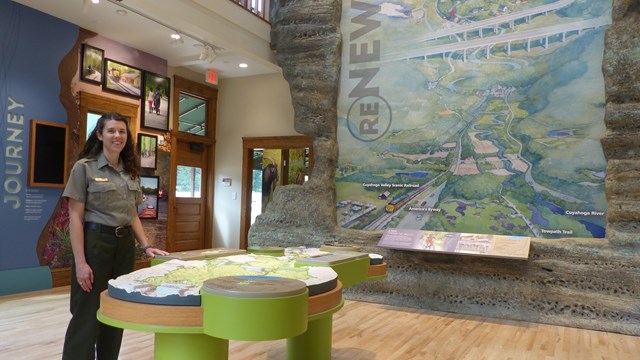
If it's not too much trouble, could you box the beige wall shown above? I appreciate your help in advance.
[214,73,298,247]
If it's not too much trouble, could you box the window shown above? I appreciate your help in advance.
[176,165,202,198]
[178,93,206,136]
[86,112,101,140]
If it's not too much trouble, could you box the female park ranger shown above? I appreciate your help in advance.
[61,112,168,359]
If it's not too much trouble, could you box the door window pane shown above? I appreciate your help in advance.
[250,147,310,225]
[176,165,201,198]
[86,112,101,140]
[251,168,262,224]
[178,93,206,136]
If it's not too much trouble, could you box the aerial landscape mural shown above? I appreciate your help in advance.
[336,0,610,238]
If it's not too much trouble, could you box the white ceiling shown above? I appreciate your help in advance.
[12,0,281,79]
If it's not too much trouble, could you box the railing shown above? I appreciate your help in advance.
[231,0,271,23]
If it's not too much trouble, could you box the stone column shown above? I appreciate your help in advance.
[601,0,640,247]
[248,0,342,246]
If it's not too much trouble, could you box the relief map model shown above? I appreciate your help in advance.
[108,252,339,305]
[336,0,610,238]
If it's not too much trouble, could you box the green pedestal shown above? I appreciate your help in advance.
[201,276,308,341]
[287,299,344,360]
[154,333,228,360]
[296,253,370,287]
[97,310,227,360]
[247,246,285,256]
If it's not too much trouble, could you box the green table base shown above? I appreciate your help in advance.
[201,277,309,341]
[98,299,344,360]
[332,257,370,287]
[246,246,285,256]
[287,299,344,360]
[155,333,228,360]
[97,311,223,360]
[297,256,370,288]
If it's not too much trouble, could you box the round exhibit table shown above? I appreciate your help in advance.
[97,277,344,360]
[97,248,387,359]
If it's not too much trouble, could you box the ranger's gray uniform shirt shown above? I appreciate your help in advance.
[63,152,143,227]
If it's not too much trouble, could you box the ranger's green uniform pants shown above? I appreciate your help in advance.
[62,224,135,360]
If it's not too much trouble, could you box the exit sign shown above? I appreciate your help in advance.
[206,70,218,85]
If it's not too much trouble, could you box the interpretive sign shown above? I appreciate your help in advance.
[378,229,530,259]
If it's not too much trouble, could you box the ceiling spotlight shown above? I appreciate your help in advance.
[239,63,248,68]
[170,32,184,47]
[199,45,218,63]
[91,0,100,4]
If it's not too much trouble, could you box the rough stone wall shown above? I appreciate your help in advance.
[249,0,640,335]
[250,0,341,239]
[601,0,640,247]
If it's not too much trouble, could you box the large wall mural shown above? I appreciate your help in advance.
[1,1,170,289]
[0,1,78,271]
[337,0,610,238]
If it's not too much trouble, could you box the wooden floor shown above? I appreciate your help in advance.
[1,286,638,360]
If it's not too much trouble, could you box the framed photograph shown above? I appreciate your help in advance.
[80,44,104,84]
[102,58,142,98]
[138,133,158,169]
[29,120,68,187]
[138,176,159,220]
[141,71,171,131]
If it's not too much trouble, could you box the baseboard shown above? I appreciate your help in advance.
[0,266,53,296]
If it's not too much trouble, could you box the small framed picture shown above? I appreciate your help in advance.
[138,176,159,220]
[138,133,158,169]
[102,58,142,98]
[80,44,104,84]
[141,71,171,131]
[29,120,69,187]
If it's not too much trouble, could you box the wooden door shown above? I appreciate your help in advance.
[167,76,217,253]
[171,139,209,251]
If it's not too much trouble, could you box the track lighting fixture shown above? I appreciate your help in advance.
[199,45,218,63]
[104,0,224,58]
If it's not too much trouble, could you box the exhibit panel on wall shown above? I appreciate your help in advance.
[0,1,174,291]
[378,228,531,259]
[0,1,78,273]
[336,0,610,239]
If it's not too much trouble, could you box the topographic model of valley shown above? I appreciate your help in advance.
[336,0,610,238]
[108,252,338,305]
